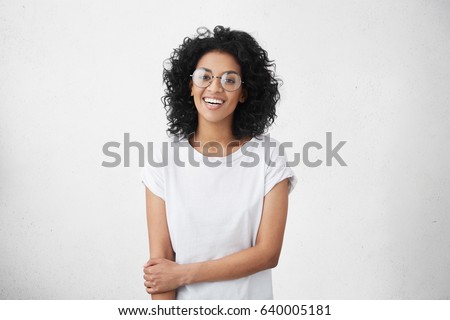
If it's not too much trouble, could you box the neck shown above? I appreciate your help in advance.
[189,121,250,157]
[193,118,237,145]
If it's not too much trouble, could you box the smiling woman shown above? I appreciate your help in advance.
[141,26,297,300]
[191,51,245,125]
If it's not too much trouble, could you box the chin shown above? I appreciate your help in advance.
[199,110,234,123]
[201,114,229,123]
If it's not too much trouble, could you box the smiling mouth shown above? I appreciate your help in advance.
[203,97,225,109]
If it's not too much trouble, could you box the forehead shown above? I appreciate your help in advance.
[196,51,241,74]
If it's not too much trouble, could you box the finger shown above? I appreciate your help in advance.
[143,260,151,268]
[144,274,155,282]
[144,281,154,288]
[146,286,158,294]
[143,265,156,274]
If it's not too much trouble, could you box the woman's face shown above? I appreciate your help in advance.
[191,51,246,128]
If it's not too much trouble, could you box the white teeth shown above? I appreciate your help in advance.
[204,98,224,104]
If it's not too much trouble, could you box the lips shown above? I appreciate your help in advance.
[203,97,225,110]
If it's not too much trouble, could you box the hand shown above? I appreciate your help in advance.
[143,258,186,294]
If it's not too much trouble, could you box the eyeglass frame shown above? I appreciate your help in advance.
[190,68,244,92]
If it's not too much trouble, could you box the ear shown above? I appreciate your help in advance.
[190,80,194,96]
[239,88,247,103]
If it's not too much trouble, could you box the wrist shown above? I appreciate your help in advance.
[180,263,196,286]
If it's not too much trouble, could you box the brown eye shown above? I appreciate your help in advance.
[191,69,213,87]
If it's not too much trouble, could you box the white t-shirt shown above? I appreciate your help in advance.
[141,134,297,299]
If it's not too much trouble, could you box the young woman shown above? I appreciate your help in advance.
[141,26,297,300]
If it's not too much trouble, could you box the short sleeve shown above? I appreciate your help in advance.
[264,139,297,196]
[140,144,165,200]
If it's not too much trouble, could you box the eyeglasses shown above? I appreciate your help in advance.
[190,68,243,92]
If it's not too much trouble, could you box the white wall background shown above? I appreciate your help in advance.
[1,0,449,299]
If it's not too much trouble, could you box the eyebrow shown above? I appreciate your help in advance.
[197,67,240,75]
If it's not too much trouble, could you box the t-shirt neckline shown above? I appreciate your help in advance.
[180,133,259,164]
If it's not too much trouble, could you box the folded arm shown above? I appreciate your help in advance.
[144,178,290,294]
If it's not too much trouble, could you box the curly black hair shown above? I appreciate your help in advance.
[162,26,280,140]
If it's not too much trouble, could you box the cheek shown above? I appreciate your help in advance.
[195,96,204,109]
[227,93,241,106]
[192,89,204,108]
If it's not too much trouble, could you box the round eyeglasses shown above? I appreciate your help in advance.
[190,68,243,92]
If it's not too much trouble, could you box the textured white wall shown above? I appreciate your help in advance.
[1,0,449,299]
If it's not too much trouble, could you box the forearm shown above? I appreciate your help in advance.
[151,291,176,300]
[180,179,289,285]
[183,244,278,285]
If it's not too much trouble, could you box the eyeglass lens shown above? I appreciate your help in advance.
[192,68,242,91]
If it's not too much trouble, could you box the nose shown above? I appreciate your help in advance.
[207,76,224,92]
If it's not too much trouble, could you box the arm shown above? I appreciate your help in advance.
[144,178,290,293]
[143,187,176,300]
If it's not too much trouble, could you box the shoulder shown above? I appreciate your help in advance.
[168,133,189,144]
[250,134,286,157]
[258,134,298,196]
[148,135,188,159]
[252,134,283,146]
